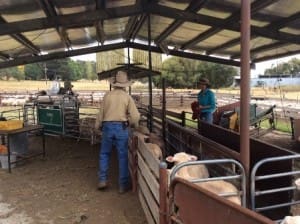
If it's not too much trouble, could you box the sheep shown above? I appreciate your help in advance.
[280,178,300,224]
[294,178,300,190]
[147,133,165,151]
[135,125,150,135]
[280,216,300,224]
[166,152,241,205]
[145,143,162,161]
[165,152,209,180]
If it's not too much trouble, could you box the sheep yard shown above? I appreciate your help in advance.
[0,81,300,224]
[0,124,297,224]
[0,135,147,224]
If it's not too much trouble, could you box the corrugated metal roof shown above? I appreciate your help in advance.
[0,0,298,69]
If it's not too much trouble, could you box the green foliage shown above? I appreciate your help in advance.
[0,58,97,81]
[154,57,237,88]
[264,57,300,76]
[85,61,97,80]
[0,66,24,80]
[260,119,292,133]
[25,63,45,80]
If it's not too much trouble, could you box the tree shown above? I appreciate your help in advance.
[197,62,237,89]
[264,57,300,76]
[85,61,97,80]
[25,63,44,80]
[0,66,24,80]
[153,57,237,88]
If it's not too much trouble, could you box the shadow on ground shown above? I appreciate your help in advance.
[0,136,147,224]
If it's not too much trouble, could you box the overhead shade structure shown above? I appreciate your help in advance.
[0,1,298,69]
[97,64,161,81]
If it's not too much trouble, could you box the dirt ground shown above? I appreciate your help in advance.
[0,129,298,224]
[0,136,147,224]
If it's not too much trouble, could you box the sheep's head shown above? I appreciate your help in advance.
[166,152,197,165]
[280,216,300,224]
[136,125,150,135]
[294,178,300,190]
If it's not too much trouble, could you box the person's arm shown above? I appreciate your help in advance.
[95,96,105,129]
[127,97,140,128]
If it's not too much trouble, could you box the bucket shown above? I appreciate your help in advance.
[0,154,17,169]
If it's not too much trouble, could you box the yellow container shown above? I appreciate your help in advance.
[0,120,23,131]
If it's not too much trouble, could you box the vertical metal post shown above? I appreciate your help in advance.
[127,47,132,95]
[42,127,46,158]
[7,134,11,173]
[181,111,186,127]
[147,13,153,132]
[162,78,166,157]
[240,0,251,179]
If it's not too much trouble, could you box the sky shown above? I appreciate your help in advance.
[71,53,300,78]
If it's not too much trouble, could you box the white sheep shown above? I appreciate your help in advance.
[294,178,300,190]
[135,125,150,135]
[165,152,209,180]
[145,142,162,161]
[280,216,300,224]
[166,152,241,205]
[148,133,165,150]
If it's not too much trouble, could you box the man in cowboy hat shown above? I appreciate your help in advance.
[197,77,216,124]
[95,70,140,193]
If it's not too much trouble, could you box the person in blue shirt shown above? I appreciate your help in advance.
[197,78,216,124]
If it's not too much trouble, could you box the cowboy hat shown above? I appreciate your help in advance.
[110,70,133,87]
[198,78,210,86]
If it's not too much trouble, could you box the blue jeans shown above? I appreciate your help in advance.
[99,122,129,188]
[200,112,213,124]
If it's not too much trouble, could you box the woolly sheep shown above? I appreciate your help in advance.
[166,152,241,205]
[166,152,209,180]
[145,143,162,161]
[280,216,300,224]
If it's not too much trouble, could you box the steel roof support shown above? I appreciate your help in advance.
[123,16,139,41]
[130,14,147,40]
[147,13,153,132]
[253,50,300,64]
[0,17,40,55]
[37,0,72,49]
[208,11,300,58]
[95,0,106,45]
[154,0,208,44]
[232,42,287,60]
[181,0,280,50]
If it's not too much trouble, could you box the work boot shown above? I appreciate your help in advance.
[97,181,108,190]
[118,183,131,194]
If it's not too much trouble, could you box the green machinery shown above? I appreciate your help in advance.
[35,95,80,136]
